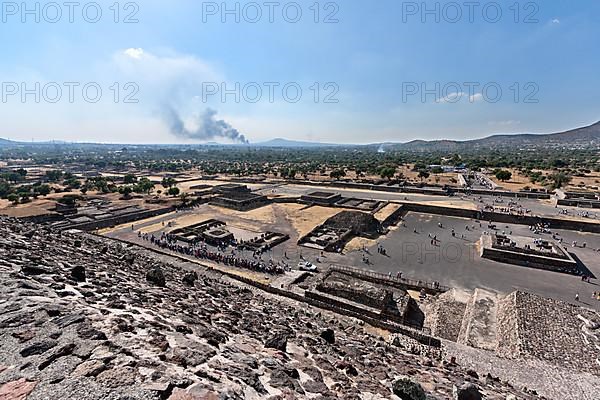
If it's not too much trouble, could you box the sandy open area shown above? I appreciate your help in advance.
[277,204,340,237]
[344,237,377,253]
[374,203,401,222]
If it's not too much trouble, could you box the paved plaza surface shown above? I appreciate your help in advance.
[105,199,600,311]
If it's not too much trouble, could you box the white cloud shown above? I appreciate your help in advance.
[469,93,483,103]
[436,92,465,104]
[436,92,483,104]
[552,18,560,24]
[124,48,144,59]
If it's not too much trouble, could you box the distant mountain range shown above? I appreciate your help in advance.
[0,138,15,146]
[255,121,600,150]
[391,121,600,151]
[2,121,599,150]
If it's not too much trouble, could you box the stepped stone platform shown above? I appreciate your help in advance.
[499,291,600,375]
[480,234,580,275]
[422,288,600,399]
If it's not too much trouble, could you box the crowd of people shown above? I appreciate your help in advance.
[138,231,287,275]
[480,198,532,216]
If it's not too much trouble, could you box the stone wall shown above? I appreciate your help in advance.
[403,203,600,233]
[480,236,579,275]
[62,207,174,232]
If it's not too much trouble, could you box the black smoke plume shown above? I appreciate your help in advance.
[163,106,248,144]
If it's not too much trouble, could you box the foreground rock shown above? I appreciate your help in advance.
[392,377,426,400]
[0,217,545,399]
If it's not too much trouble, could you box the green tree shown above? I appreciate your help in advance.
[135,178,155,194]
[7,193,19,205]
[179,192,190,206]
[379,166,396,180]
[495,170,512,182]
[3,172,23,183]
[161,177,177,189]
[64,177,81,189]
[45,170,63,182]
[549,172,572,189]
[123,174,137,184]
[119,185,133,199]
[34,184,51,196]
[168,187,180,196]
[330,169,346,180]
[0,180,12,198]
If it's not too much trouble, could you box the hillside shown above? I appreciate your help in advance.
[390,121,600,152]
[0,138,17,147]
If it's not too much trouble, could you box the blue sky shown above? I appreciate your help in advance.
[0,0,598,144]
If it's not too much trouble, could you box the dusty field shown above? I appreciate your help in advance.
[0,190,114,216]
[211,204,278,224]
[175,179,221,192]
[486,169,545,191]
[278,203,340,237]
[374,203,401,222]
[568,172,600,190]
[344,237,377,253]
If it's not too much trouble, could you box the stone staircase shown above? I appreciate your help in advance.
[456,288,499,351]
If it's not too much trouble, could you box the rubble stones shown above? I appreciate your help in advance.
[392,376,426,400]
[264,332,288,352]
[453,383,483,400]
[70,265,86,282]
[182,272,198,286]
[20,340,58,357]
[146,266,166,287]
[320,328,335,344]
[0,378,37,400]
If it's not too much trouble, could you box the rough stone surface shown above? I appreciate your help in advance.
[0,217,555,399]
[0,378,37,400]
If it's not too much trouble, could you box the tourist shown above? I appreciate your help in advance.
[575,293,579,302]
